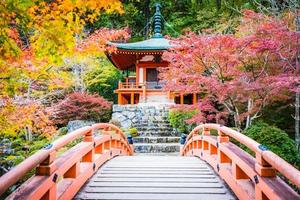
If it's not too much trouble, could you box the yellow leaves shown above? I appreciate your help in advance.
[1,0,125,102]
[0,100,56,137]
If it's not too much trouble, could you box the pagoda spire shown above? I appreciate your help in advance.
[152,3,163,38]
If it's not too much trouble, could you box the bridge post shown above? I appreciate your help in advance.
[35,151,57,200]
[36,151,57,176]
[255,152,276,177]
[82,130,95,162]
[217,130,231,163]
[201,128,210,153]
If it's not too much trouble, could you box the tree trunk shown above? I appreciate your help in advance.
[233,107,241,130]
[246,98,252,129]
[216,0,221,10]
[25,126,32,142]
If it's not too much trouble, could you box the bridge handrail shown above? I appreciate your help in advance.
[185,123,300,188]
[0,123,133,199]
[182,123,300,200]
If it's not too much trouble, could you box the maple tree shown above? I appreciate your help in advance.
[49,92,112,126]
[162,10,300,129]
[0,0,128,137]
[0,99,56,139]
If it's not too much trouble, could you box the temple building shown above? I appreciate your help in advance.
[106,3,199,105]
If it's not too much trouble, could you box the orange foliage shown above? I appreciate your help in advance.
[0,99,56,137]
[0,0,125,137]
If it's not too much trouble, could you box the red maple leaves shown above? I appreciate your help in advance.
[49,92,112,125]
[162,10,300,129]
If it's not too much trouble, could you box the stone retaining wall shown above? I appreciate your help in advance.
[112,104,171,129]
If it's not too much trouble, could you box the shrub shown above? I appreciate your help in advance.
[0,134,49,176]
[243,122,300,168]
[128,128,138,137]
[169,109,198,134]
[50,92,112,126]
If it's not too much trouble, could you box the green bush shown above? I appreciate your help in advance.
[243,122,300,168]
[169,109,197,134]
[128,128,138,137]
[0,134,49,176]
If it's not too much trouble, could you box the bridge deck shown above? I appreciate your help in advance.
[75,156,235,200]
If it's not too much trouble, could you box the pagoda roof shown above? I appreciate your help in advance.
[106,3,172,70]
[108,37,172,51]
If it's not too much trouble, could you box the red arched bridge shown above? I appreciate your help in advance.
[0,123,299,200]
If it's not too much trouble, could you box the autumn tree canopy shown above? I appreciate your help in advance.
[0,0,129,137]
[161,10,300,129]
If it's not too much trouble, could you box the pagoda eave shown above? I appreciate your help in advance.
[115,49,164,55]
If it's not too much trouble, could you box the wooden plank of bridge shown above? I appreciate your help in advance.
[75,156,235,200]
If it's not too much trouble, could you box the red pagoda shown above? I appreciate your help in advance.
[106,3,198,105]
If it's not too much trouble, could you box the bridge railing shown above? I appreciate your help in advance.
[0,123,133,200]
[181,123,300,200]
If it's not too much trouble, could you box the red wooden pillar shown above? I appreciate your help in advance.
[118,93,122,105]
[136,64,139,85]
[130,92,134,105]
[142,84,146,102]
[193,93,197,104]
[180,92,184,105]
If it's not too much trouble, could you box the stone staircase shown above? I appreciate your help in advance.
[112,104,181,154]
[132,108,180,154]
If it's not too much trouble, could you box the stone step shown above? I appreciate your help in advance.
[137,130,179,134]
[136,120,171,123]
[135,123,172,126]
[135,126,173,130]
[133,136,180,144]
[134,143,180,153]
[135,122,170,124]
[136,127,174,131]
[138,133,180,137]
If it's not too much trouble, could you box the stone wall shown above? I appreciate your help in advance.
[112,104,171,129]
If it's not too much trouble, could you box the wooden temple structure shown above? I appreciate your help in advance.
[106,3,199,105]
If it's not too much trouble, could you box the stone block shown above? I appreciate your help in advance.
[112,113,127,122]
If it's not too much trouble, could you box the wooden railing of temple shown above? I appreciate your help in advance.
[118,82,144,89]
[0,123,133,200]
[181,123,300,200]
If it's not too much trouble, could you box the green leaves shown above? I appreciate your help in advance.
[169,109,198,134]
[243,122,300,168]
[84,59,122,102]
